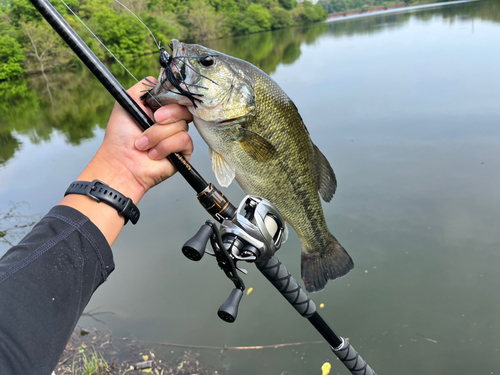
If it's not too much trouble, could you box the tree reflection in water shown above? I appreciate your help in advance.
[0,0,498,166]
[0,202,39,247]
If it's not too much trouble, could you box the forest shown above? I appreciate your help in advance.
[1,0,499,165]
[0,0,327,79]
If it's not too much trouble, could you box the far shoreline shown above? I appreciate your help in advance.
[326,0,479,23]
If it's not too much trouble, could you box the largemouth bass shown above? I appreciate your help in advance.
[145,40,353,292]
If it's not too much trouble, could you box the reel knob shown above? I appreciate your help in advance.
[182,224,213,261]
[217,288,244,323]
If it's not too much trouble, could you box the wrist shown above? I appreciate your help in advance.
[58,151,147,246]
[64,180,140,225]
[79,150,147,205]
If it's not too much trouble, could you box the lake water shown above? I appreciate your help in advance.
[1,0,500,373]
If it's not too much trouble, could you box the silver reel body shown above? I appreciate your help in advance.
[220,196,288,262]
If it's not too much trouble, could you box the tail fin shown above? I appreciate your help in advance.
[301,235,353,293]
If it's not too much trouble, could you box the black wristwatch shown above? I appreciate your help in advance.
[64,180,140,225]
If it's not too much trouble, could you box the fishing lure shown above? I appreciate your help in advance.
[141,44,219,108]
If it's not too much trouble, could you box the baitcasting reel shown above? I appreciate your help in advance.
[182,195,288,323]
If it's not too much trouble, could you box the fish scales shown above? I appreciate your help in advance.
[237,72,326,248]
[145,40,354,292]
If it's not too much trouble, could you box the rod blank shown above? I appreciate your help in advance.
[29,0,209,193]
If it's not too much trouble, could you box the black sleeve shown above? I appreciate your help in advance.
[0,205,115,375]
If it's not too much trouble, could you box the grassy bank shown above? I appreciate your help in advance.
[55,327,225,375]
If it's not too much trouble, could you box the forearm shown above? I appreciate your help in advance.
[0,80,193,374]
[59,149,147,246]
[0,205,114,375]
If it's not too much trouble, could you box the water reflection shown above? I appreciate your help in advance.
[0,202,38,246]
[0,57,158,165]
[1,1,500,374]
[205,23,328,73]
[324,0,500,37]
[0,132,21,167]
[1,0,498,167]
[0,23,330,165]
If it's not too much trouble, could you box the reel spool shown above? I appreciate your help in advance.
[181,195,287,322]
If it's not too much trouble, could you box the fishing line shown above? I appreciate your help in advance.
[113,0,161,50]
[111,0,211,105]
[59,0,228,184]
[60,0,139,84]
[58,0,183,123]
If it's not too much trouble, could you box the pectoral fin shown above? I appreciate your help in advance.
[237,128,276,162]
[210,148,235,187]
[313,143,337,202]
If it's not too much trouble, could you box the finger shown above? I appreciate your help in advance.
[154,104,193,125]
[135,121,189,151]
[147,131,193,161]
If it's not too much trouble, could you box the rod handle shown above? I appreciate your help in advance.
[256,256,316,318]
[29,0,212,194]
[332,338,377,375]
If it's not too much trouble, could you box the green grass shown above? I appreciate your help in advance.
[72,348,111,375]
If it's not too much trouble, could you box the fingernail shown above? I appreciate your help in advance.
[154,107,174,124]
[135,136,149,150]
[148,148,159,160]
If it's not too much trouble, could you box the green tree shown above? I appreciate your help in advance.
[0,35,25,80]
[20,20,73,74]
[253,0,273,10]
[78,0,155,60]
[179,0,226,41]
[210,0,239,31]
[0,5,25,80]
[209,0,238,13]
[292,1,326,24]
[239,3,272,33]
[147,0,186,13]
[302,1,327,22]
[270,6,292,29]
[10,0,80,24]
[138,12,186,47]
[278,0,296,11]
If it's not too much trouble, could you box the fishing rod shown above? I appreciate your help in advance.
[183,196,376,375]
[28,0,235,222]
[29,1,376,373]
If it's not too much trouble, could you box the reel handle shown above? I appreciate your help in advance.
[217,288,244,323]
[182,224,213,261]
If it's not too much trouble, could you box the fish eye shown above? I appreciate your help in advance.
[199,56,215,67]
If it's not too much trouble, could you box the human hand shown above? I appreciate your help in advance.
[60,78,193,244]
[88,77,194,203]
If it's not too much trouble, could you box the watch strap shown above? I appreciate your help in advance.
[64,180,140,225]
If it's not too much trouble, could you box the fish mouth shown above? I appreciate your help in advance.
[161,40,186,87]
[158,42,190,97]
[143,40,198,109]
[144,40,218,110]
